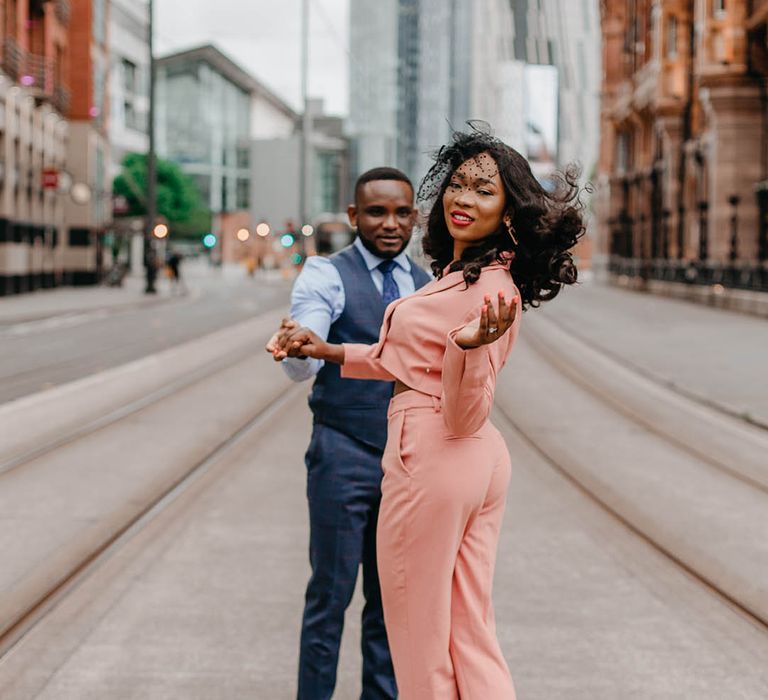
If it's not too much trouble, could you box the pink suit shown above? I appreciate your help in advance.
[341,262,521,699]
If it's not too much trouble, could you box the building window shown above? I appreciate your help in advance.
[124,100,138,130]
[236,178,249,209]
[236,146,250,169]
[667,16,678,59]
[192,174,210,207]
[122,59,137,95]
[314,152,340,215]
[713,0,725,16]
[616,132,630,174]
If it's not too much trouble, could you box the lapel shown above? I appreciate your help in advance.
[371,262,508,357]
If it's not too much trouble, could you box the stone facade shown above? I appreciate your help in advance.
[598,0,768,292]
[0,0,70,294]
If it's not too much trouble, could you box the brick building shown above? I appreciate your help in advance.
[0,0,70,294]
[64,0,110,286]
[598,0,768,296]
[0,0,112,295]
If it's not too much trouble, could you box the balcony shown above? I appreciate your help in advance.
[55,0,71,25]
[2,38,70,114]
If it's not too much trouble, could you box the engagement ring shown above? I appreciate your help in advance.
[488,326,498,334]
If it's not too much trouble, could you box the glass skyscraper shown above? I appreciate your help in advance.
[157,45,253,214]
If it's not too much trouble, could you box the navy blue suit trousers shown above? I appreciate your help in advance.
[298,422,397,700]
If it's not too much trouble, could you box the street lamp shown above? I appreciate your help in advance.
[153,223,168,239]
[237,228,250,242]
[144,0,158,294]
[256,222,270,237]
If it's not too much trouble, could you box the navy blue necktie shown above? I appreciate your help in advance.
[377,259,401,305]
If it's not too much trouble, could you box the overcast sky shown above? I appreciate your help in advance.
[156,0,350,116]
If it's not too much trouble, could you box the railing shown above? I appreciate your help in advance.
[2,38,70,114]
[2,38,25,82]
[608,257,768,293]
[55,0,71,25]
[608,183,768,293]
[52,84,71,114]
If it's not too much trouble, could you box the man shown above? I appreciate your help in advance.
[274,168,431,699]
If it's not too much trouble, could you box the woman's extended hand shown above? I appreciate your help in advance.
[454,291,518,349]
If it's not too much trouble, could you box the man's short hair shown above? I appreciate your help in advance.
[354,167,414,203]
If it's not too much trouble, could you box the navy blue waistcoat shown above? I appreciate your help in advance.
[308,244,431,452]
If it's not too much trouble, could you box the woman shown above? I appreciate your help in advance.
[270,126,584,698]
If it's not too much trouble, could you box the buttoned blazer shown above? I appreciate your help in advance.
[341,262,522,436]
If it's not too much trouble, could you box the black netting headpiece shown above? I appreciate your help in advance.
[417,121,514,204]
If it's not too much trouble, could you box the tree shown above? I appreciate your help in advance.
[112,153,211,239]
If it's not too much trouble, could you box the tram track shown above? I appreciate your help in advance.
[495,324,768,629]
[2,304,765,671]
[0,383,302,659]
[0,340,278,478]
[525,314,768,495]
[0,311,293,650]
[494,401,768,632]
[0,308,287,474]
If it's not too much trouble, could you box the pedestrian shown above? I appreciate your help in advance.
[166,250,186,295]
[268,167,432,699]
[270,125,585,698]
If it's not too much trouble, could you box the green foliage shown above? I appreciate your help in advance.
[112,153,211,239]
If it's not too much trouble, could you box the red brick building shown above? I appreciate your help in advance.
[63,0,110,286]
[598,0,768,297]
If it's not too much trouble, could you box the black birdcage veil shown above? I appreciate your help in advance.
[417,121,513,205]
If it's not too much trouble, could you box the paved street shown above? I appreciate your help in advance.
[1,329,766,699]
[0,262,292,405]
[538,280,768,428]
[1,277,766,698]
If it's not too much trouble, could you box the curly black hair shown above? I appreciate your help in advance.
[418,123,587,309]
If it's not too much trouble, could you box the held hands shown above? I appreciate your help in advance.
[454,291,518,349]
[265,318,330,361]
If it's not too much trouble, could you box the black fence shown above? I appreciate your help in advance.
[608,257,768,293]
[608,185,768,293]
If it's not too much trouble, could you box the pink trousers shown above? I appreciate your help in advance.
[378,390,516,699]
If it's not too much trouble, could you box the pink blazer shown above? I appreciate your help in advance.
[341,262,522,437]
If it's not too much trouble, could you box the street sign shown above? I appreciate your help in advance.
[113,195,130,215]
[42,168,59,190]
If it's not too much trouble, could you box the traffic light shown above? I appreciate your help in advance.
[280,233,295,248]
[291,252,303,265]
[202,233,217,248]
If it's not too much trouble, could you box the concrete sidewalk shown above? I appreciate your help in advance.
[0,261,290,326]
[537,280,768,428]
[0,274,177,326]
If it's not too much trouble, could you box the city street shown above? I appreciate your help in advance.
[0,262,291,404]
[1,277,766,698]
[2,0,767,696]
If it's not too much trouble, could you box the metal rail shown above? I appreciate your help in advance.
[0,383,303,658]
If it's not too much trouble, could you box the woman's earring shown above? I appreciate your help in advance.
[504,219,519,246]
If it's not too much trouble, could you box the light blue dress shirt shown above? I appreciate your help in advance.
[282,237,418,382]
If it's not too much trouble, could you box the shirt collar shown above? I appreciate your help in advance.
[354,236,412,273]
